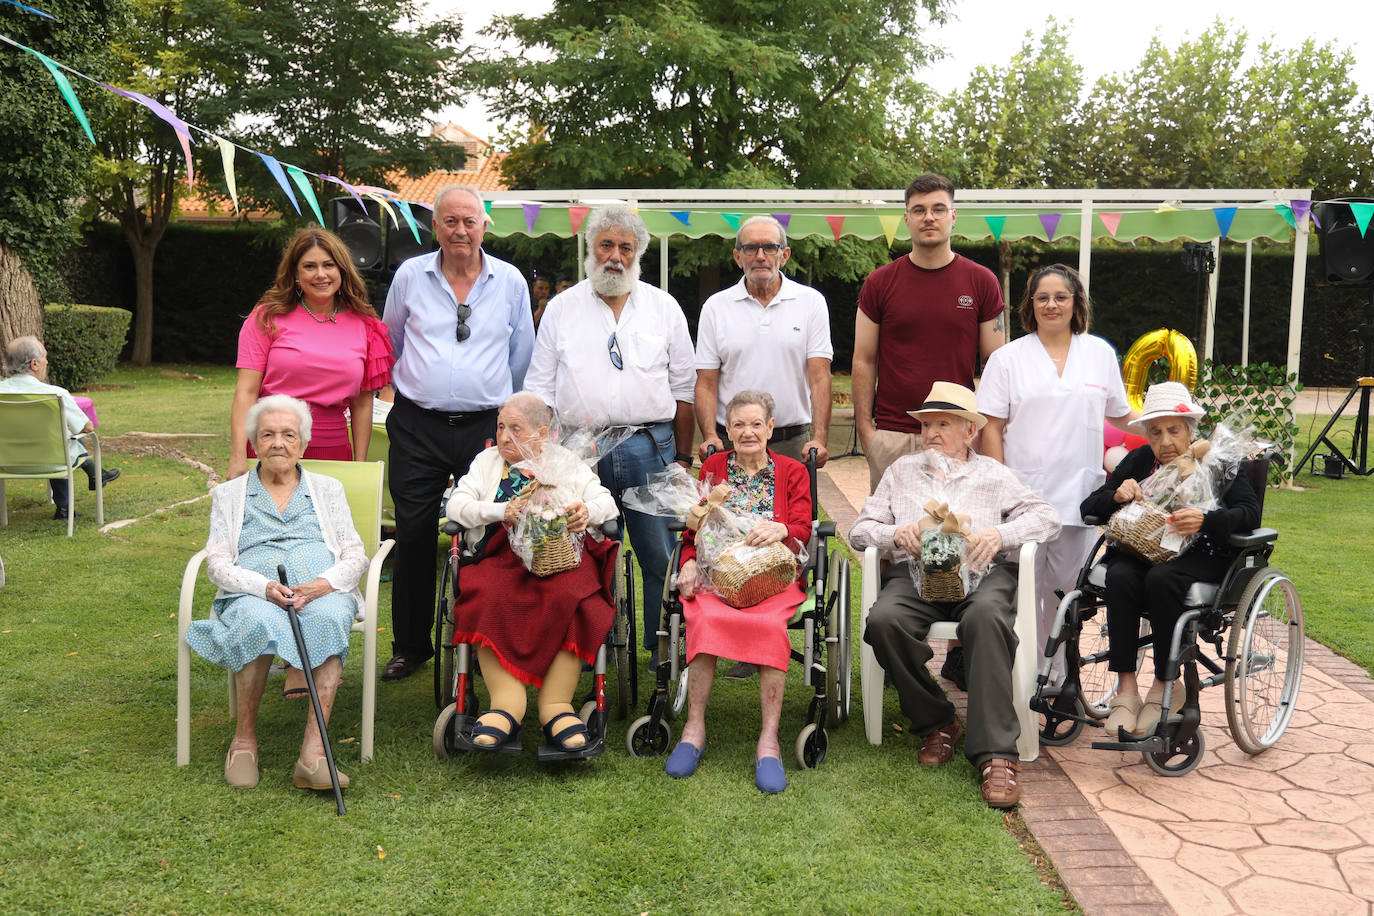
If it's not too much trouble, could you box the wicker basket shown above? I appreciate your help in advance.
[709,540,797,608]
[530,532,578,578]
[1106,503,1176,565]
[921,565,966,603]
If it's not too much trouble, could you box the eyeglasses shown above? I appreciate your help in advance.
[735,243,785,257]
[907,205,950,218]
[607,331,624,371]
[1032,293,1074,306]
[455,304,472,342]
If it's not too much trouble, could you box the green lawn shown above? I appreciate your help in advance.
[0,365,1068,914]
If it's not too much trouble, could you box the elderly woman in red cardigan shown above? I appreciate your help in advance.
[667,390,813,793]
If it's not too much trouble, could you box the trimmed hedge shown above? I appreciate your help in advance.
[42,303,131,391]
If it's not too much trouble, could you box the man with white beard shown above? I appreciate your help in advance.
[526,206,696,662]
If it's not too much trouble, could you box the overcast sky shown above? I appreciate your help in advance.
[426,0,1374,145]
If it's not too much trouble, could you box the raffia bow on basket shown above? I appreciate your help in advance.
[688,483,798,609]
[514,478,579,578]
[1106,439,1211,566]
[917,500,972,602]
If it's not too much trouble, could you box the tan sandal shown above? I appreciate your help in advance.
[1104,693,1143,737]
[1135,681,1185,735]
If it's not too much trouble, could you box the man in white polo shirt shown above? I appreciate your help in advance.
[694,215,833,466]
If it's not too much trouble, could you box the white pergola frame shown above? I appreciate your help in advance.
[486,188,1313,380]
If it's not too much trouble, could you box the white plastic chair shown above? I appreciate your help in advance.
[0,394,105,536]
[177,460,392,766]
[859,542,1040,763]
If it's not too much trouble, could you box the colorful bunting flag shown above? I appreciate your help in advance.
[771,213,792,230]
[1039,213,1060,241]
[285,165,324,226]
[320,174,366,212]
[365,193,399,230]
[1293,200,1317,229]
[720,213,742,231]
[1098,212,1123,238]
[2,1,55,18]
[1155,202,1180,213]
[101,84,194,188]
[256,152,300,214]
[1213,207,1237,239]
[878,213,902,246]
[522,203,542,233]
[569,206,589,234]
[15,42,95,144]
[1275,204,1297,229]
[209,134,238,211]
[1351,202,1374,237]
[395,199,423,244]
[824,215,845,241]
[669,210,691,227]
[983,215,1006,243]
[483,200,492,220]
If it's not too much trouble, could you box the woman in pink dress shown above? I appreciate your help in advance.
[666,390,812,793]
[228,229,393,480]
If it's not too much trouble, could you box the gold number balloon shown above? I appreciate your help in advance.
[1121,329,1198,413]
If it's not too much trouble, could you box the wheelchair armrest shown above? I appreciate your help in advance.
[440,519,461,536]
[815,520,836,538]
[601,518,619,539]
[1228,527,1277,549]
[668,520,686,533]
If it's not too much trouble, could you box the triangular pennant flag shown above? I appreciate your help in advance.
[1155,202,1180,213]
[1351,202,1374,237]
[24,46,95,144]
[1213,207,1237,239]
[256,152,300,214]
[483,200,492,222]
[285,165,325,226]
[101,84,194,188]
[1274,204,1296,229]
[771,213,792,230]
[878,213,901,246]
[320,174,366,212]
[522,203,542,233]
[395,199,423,244]
[1291,200,1313,229]
[569,206,589,234]
[669,210,691,227]
[2,1,56,18]
[983,215,1006,243]
[209,134,238,211]
[365,193,399,230]
[721,213,742,231]
[824,215,845,241]
[1099,212,1123,238]
[1038,213,1060,241]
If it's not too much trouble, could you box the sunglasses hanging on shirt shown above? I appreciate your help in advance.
[456,304,472,342]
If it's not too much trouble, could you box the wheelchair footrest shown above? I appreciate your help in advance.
[537,736,605,763]
[1092,734,1168,752]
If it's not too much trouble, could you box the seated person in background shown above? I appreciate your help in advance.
[1080,381,1259,738]
[667,390,812,795]
[0,336,119,519]
[184,395,367,791]
[849,382,1059,808]
[444,392,618,756]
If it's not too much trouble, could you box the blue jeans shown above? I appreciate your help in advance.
[597,422,675,653]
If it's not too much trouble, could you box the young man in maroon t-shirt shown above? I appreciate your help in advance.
[852,173,1006,493]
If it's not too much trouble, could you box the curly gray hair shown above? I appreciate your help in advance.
[583,206,650,259]
[245,395,313,447]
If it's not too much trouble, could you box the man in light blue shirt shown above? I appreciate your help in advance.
[380,184,535,681]
[0,336,120,519]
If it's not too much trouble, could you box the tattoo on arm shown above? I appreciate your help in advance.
[994,314,1005,334]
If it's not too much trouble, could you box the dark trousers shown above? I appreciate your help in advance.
[386,395,496,659]
[863,561,1020,768]
[1104,550,1232,680]
[49,459,97,510]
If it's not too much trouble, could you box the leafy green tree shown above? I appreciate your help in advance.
[1065,19,1374,196]
[0,0,121,344]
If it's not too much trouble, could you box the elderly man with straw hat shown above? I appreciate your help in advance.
[849,382,1059,808]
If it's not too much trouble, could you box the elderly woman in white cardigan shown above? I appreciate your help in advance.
[184,395,367,791]
[444,392,618,757]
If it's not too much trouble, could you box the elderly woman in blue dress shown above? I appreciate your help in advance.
[185,395,367,790]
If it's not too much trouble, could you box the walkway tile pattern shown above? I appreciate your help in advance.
[820,455,1374,916]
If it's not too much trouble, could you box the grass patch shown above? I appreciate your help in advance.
[0,365,1068,914]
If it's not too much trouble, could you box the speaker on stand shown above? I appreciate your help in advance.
[329,197,384,274]
[1295,199,1374,477]
[385,202,436,275]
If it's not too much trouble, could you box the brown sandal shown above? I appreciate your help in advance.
[917,719,964,766]
[980,757,1021,808]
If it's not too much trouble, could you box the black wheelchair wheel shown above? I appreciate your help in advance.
[795,722,828,769]
[1144,729,1205,776]
[626,714,671,757]
[434,554,457,709]
[825,552,852,725]
[433,703,458,758]
[1036,686,1086,747]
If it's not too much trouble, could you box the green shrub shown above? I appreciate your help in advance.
[42,303,131,391]
[1195,359,1303,484]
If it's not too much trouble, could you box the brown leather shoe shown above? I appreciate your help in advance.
[917,719,963,766]
[980,757,1021,808]
[381,654,426,681]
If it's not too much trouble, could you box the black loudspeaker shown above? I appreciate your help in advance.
[329,197,383,273]
[385,202,436,273]
[1314,199,1374,284]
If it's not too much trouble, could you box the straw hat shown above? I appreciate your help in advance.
[1130,381,1205,429]
[907,381,987,430]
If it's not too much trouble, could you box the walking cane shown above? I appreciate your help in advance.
[277,565,346,815]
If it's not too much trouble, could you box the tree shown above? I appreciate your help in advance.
[1065,20,1374,196]
[913,20,1083,303]
[0,0,121,345]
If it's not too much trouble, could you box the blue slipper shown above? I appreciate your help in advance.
[665,740,703,778]
[755,756,787,794]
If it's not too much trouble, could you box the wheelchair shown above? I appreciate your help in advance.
[431,516,636,762]
[625,449,852,769]
[1030,457,1306,776]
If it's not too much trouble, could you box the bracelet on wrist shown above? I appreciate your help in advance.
[674,452,695,465]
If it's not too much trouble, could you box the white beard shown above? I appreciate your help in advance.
[585,252,640,298]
